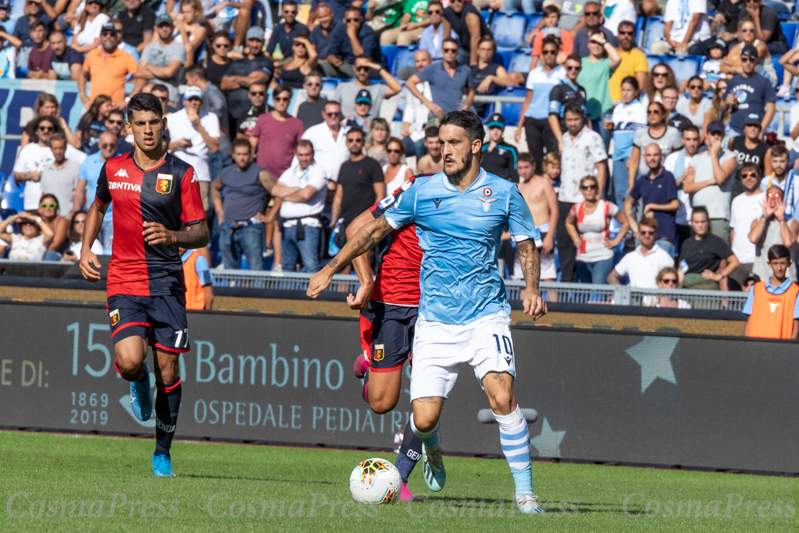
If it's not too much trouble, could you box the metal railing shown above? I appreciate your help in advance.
[211,270,749,311]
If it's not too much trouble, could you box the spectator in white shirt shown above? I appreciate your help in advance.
[401,49,433,160]
[760,144,790,192]
[651,0,711,55]
[730,162,766,289]
[269,140,327,273]
[608,217,675,287]
[300,100,350,187]
[168,86,220,212]
[61,210,103,262]
[0,211,54,260]
[663,124,701,251]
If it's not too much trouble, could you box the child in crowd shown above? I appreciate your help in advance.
[697,39,727,92]
[345,89,373,129]
[743,245,799,339]
[527,5,572,70]
[542,151,561,195]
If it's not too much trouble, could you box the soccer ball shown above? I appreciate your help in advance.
[348,458,402,504]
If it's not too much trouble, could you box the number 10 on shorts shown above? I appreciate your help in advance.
[493,334,513,356]
[175,329,189,349]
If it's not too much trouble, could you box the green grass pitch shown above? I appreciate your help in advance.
[0,431,796,532]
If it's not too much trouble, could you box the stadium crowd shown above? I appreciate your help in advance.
[5,0,799,302]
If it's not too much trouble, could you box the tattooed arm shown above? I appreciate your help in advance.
[142,220,211,249]
[307,214,394,298]
[516,238,547,320]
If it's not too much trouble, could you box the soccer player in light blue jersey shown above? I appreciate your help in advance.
[308,111,548,514]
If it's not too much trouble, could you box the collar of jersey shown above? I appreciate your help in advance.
[766,276,793,294]
[441,167,487,193]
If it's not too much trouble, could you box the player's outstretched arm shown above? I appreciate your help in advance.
[142,220,210,249]
[307,214,393,299]
[517,238,547,320]
[79,200,108,282]
[344,209,377,310]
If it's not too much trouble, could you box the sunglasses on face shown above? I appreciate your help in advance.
[249,91,265,96]
[580,184,597,190]
[347,138,364,143]
[742,172,758,178]
[689,84,703,89]
[155,96,168,102]
[428,8,441,13]
[443,48,457,53]
[101,30,116,36]
[768,192,783,198]
[566,65,581,71]
[107,119,123,125]
[653,71,668,77]
[324,112,339,117]
[40,203,57,208]
[585,10,599,15]
[647,110,661,115]
[589,40,604,45]
[345,17,360,22]
[274,96,290,102]
[283,9,296,14]
[305,82,322,87]
[640,230,655,236]
[75,219,86,224]
[214,43,230,48]
[742,57,757,63]
[355,66,371,71]
[740,28,754,33]
[38,126,53,132]
[661,278,678,284]
[618,30,634,36]
[542,49,557,55]
[100,143,117,149]
[386,148,402,153]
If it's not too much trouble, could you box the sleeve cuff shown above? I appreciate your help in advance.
[384,214,402,230]
[183,219,203,226]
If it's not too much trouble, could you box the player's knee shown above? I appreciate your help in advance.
[369,394,398,414]
[115,356,141,376]
[489,390,515,416]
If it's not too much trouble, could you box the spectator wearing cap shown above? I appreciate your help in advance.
[249,85,304,181]
[46,30,82,80]
[406,38,473,119]
[266,1,308,60]
[333,54,402,118]
[13,0,52,50]
[344,88,373,129]
[26,20,52,79]
[742,272,761,291]
[221,26,274,123]
[650,0,710,55]
[132,14,186,104]
[572,1,618,58]
[117,0,155,53]
[481,113,518,183]
[186,64,231,182]
[728,112,772,198]
[0,1,14,34]
[608,20,647,104]
[442,0,490,66]
[743,245,799,339]
[548,54,589,155]
[683,120,738,244]
[697,39,726,90]
[310,4,346,69]
[69,0,110,54]
[78,22,137,108]
[721,44,776,139]
[320,6,379,78]
[168,86,221,212]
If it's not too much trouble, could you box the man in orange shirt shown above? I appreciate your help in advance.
[743,244,799,339]
[78,22,138,109]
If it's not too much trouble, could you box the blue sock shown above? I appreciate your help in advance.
[410,414,440,451]
[495,405,533,495]
[395,421,423,482]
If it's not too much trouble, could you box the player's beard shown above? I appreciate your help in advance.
[444,151,473,185]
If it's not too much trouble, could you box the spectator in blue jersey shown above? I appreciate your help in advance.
[610,76,646,209]
[13,0,52,49]
[310,0,358,23]
[481,113,518,183]
[405,38,473,119]
[516,35,564,170]
[321,6,379,78]
[266,1,308,60]
[722,44,775,139]
[548,54,588,155]
[74,131,119,254]
[0,1,14,34]
[311,4,346,74]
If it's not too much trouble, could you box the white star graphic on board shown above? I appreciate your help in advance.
[530,417,566,458]
[625,337,679,393]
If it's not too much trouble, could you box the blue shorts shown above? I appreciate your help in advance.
[359,301,417,373]
[107,294,189,354]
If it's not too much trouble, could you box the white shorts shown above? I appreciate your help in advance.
[410,312,516,401]
[512,251,556,280]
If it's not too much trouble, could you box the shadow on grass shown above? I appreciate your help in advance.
[181,473,337,485]
[414,495,629,514]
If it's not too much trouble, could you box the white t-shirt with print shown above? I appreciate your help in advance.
[167,109,220,183]
[9,234,47,260]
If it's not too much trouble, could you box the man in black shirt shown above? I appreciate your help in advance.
[743,0,787,54]
[297,72,328,130]
[548,54,588,152]
[443,0,490,66]
[117,0,154,53]
[235,80,270,137]
[678,206,740,290]
[332,128,385,239]
[481,113,518,183]
[220,26,274,120]
[266,0,308,60]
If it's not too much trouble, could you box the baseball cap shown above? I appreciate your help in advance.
[744,272,761,285]
[486,113,505,129]
[246,26,265,41]
[355,89,372,104]
[744,112,762,126]
[183,86,203,100]
[0,1,11,10]
[741,44,758,59]
[101,22,116,33]
[709,38,726,52]
[707,120,724,134]
[156,13,173,26]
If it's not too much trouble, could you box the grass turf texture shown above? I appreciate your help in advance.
[0,431,796,532]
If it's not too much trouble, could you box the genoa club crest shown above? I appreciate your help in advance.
[109,309,120,326]
[373,344,385,362]
[156,174,173,194]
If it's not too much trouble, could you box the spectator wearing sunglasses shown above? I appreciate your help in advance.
[297,72,328,130]
[38,192,68,259]
[74,131,118,254]
[572,0,618,58]
[525,6,572,71]
[650,267,691,308]
[676,76,713,132]
[728,112,771,198]
[87,109,133,155]
[406,38,473,118]
[234,81,270,138]
[301,100,350,184]
[721,44,776,139]
[729,162,765,289]
[750,186,799,282]
[741,0,788,55]
[417,1,455,62]
[608,218,675,287]
[132,14,186,104]
[39,132,79,218]
[266,1,308,60]
[78,21,138,109]
[548,54,588,155]
[650,0,710,55]
[321,7,380,78]
[249,85,305,180]
[62,211,102,262]
[0,211,54,261]
[206,31,232,89]
[13,117,63,211]
[608,20,647,105]
[220,26,274,121]
[334,54,402,118]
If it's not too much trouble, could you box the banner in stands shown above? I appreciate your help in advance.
[0,301,797,473]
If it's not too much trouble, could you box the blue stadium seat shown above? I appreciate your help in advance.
[765,0,791,20]
[481,10,492,24]
[508,50,532,74]
[781,22,799,50]
[773,54,784,87]
[647,54,704,85]
[322,78,340,93]
[392,46,417,77]
[635,16,645,47]
[381,45,398,73]
[491,86,527,126]
[525,14,542,43]
[490,12,530,50]
[642,16,665,54]
[495,50,513,70]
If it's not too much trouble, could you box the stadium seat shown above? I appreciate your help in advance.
[525,14,542,45]
[495,50,513,70]
[647,54,704,85]
[321,78,340,93]
[773,54,784,88]
[642,17,665,54]
[490,12,530,50]
[635,16,645,47]
[381,45,398,73]
[781,22,799,50]
[508,50,532,74]
[392,46,417,77]
[491,86,527,126]
[765,0,791,20]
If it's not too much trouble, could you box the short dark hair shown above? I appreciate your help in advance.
[49,132,67,145]
[297,139,314,152]
[283,0,297,7]
[31,20,47,32]
[687,75,703,86]
[150,83,170,95]
[428,0,442,7]
[620,75,639,92]
[768,244,791,261]
[564,102,585,118]
[347,127,365,138]
[127,93,163,121]
[324,100,341,111]
[618,20,635,32]
[682,124,700,136]
[344,5,360,15]
[443,37,458,48]
[542,34,561,51]
[185,64,207,81]
[739,161,760,179]
[424,126,439,138]
[273,84,292,99]
[231,138,251,151]
[691,205,709,220]
[440,110,485,144]
[108,108,125,120]
[543,4,560,17]
[518,152,534,164]
[305,71,322,81]
[478,35,496,47]
[565,53,581,64]
[772,144,789,159]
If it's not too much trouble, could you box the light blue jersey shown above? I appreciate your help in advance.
[383,169,538,326]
